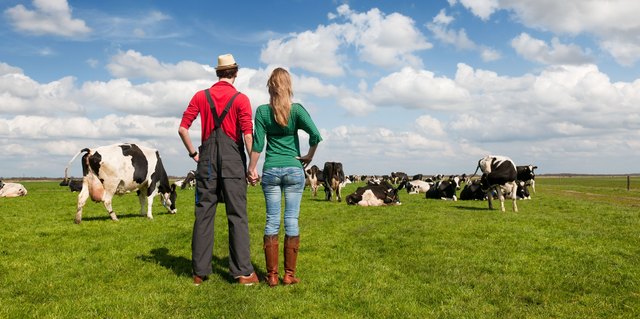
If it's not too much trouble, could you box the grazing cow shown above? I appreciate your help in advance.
[475,155,518,212]
[517,165,538,193]
[425,175,460,201]
[65,143,177,224]
[346,181,401,206]
[323,162,345,202]
[175,170,196,190]
[459,179,485,200]
[398,180,433,194]
[0,181,28,197]
[59,178,83,192]
[305,165,323,197]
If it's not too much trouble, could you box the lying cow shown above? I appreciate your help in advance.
[65,143,177,224]
[517,165,538,194]
[59,177,83,192]
[425,175,460,201]
[459,179,485,200]
[398,180,432,194]
[476,155,518,212]
[0,181,28,197]
[346,181,401,206]
[516,180,531,200]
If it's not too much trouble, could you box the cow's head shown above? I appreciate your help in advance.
[0,180,4,189]
[382,187,401,205]
[160,183,178,214]
[516,181,530,199]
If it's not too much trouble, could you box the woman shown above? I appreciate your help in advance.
[248,67,323,286]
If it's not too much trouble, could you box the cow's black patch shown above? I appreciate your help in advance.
[87,151,102,176]
[120,144,148,184]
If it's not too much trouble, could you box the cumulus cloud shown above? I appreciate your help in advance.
[369,67,471,111]
[0,70,83,115]
[511,33,592,65]
[260,4,432,75]
[4,0,91,37]
[453,0,640,66]
[107,50,214,81]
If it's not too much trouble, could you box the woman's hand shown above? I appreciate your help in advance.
[296,154,313,168]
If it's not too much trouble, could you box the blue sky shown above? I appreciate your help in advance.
[1,0,639,178]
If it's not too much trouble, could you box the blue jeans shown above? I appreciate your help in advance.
[261,167,305,236]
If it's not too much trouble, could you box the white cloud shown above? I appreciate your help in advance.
[455,0,640,66]
[0,71,83,115]
[511,33,592,65]
[369,67,471,111]
[261,4,432,75]
[4,0,91,37]
[107,50,214,81]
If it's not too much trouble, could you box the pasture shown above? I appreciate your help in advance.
[1,176,639,318]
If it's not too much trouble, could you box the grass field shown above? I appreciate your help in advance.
[1,176,639,318]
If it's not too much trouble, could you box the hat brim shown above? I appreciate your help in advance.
[216,64,238,71]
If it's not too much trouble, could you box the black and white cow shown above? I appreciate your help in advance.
[517,165,538,194]
[398,180,433,194]
[65,143,177,224]
[425,175,460,201]
[174,170,196,190]
[305,165,323,197]
[346,181,401,206]
[476,155,518,212]
[0,180,28,197]
[59,178,83,192]
[323,162,345,202]
[459,179,486,200]
[515,180,531,200]
[390,171,409,184]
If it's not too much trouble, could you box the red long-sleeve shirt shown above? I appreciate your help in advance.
[180,81,253,143]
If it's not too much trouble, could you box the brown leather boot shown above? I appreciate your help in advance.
[263,235,279,287]
[283,235,300,285]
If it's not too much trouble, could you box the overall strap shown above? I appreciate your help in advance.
[204,89,241,128]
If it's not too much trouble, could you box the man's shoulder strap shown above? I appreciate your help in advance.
[203,89,241,127]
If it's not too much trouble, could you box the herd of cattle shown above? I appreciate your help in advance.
[305,155,537,212]
[1,142,537,223]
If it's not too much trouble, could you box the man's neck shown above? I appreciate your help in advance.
[219,77,235,85]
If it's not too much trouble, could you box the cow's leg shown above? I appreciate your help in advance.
[75,184,90,224]
[336,181,343,202]
[138,189,147,216]
[324,186,333,201]
[100,193,118,221]
[508,182,519,212]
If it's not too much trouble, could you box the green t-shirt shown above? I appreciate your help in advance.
[252,103,323,170]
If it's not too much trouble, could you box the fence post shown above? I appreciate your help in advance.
[628,175,631,191]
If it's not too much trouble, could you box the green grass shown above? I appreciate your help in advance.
[1,177,639,318]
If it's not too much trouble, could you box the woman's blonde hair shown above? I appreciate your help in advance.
[267,67,293,127]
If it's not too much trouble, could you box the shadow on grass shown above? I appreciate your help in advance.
[453,205,489,211]
[81,213,145,222]
[136,247,263,283]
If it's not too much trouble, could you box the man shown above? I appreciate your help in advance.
[178,53,258,286]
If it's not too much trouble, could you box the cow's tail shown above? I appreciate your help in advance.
[64,148,90,181]
[470,161,481,180]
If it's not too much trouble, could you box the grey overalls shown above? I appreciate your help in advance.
[192,89,255,278]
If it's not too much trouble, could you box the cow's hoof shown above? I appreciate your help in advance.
[74,219,81,224]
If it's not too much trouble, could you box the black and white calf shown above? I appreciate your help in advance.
[346,181,401,206]
[65,143,177,224]
[425,175,460,201]
[476,155,518,212]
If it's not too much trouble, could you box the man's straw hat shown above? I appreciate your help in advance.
[216,54,238,70]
